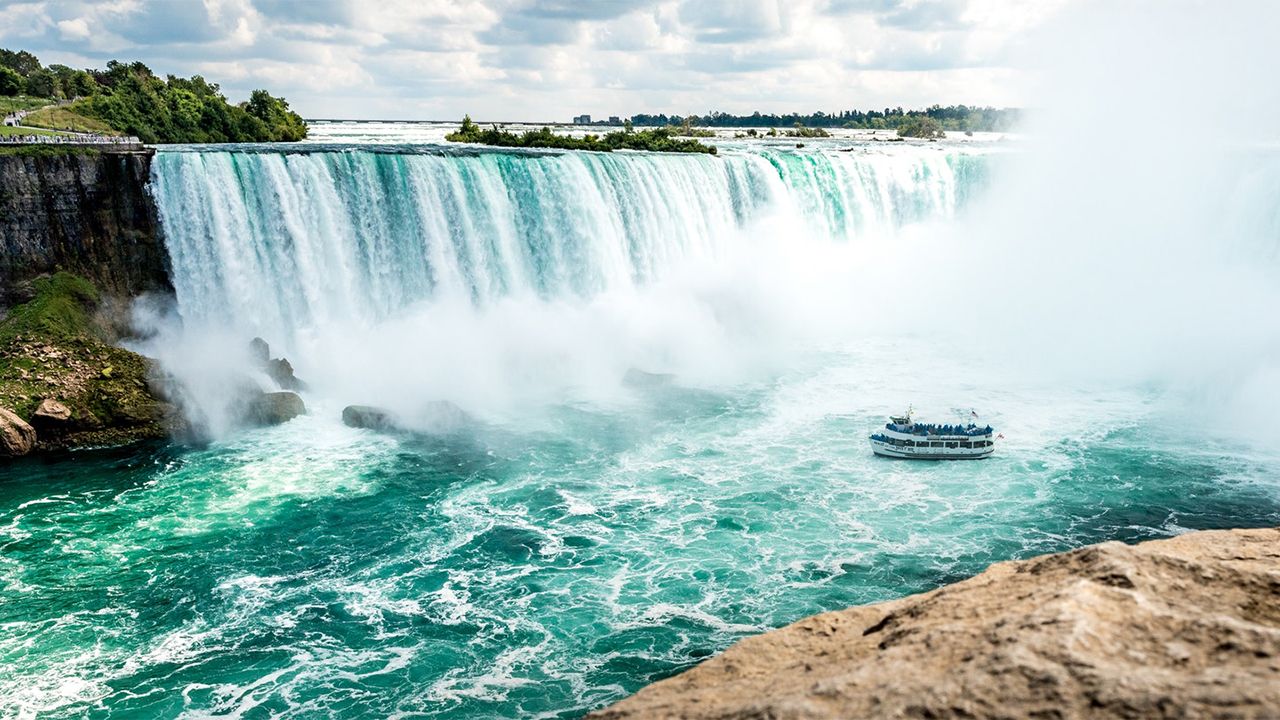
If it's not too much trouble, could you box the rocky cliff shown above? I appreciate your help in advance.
[591,527,1280,719]
[0,147,169,306]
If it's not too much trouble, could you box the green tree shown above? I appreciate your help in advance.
[244,89,307,141]
[0,49,41,76]
[23,68,56,97]
[0,66,22,96]
[896,116,945,139]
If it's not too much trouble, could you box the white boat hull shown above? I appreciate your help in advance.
[869,438,994,460]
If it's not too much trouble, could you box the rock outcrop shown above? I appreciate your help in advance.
[0,148,169,307]
[591,527,1280,720]
[0,407,36,457]
[32,398,72,425]
[247,337,308,392]
[342,405,399,432]
[248,391,306,426]
[623,368,676,388]
[0,273,175,452]
[266,357,307,392]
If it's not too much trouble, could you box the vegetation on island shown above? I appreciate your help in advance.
[785,123,831,138]
[630,105,1017,133]
[0,47,307,143]
[896,116,946,139]
[666,117,716,137]
[446,116,717,155]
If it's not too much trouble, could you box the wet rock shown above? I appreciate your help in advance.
[342,405,399,432]
[0,407,37,458]
[266,357,308,392]
[591,527,1280,720]
[420,400,472,434]
[247,391,306,426]
[623,368,676,388]
[32,398,72,426]
[248,337,270,366]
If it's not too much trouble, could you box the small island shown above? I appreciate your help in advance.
[445,116,717,154]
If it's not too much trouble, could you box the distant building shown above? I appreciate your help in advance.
[608,116,621,124]
[572,114,592,124]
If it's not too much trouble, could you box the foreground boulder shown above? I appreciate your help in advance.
[0,407,36,458]
[248,391,306,426]
[591,527,1280,720]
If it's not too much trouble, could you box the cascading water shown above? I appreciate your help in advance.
[150,146,984,339]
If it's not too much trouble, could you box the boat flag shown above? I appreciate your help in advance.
[997,433,1005,439]
[970,409,978,419]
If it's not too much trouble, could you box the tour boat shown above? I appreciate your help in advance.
[869,409,996,460]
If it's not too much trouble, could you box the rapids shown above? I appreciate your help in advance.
[2,130,1277,719]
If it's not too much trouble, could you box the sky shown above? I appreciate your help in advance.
[0,0,1071,121]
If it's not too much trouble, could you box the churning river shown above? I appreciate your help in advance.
[3,123,1279,719]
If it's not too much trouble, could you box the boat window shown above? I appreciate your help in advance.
[945,442,957,448]
[930,441,942,447]
[960,441,971,448]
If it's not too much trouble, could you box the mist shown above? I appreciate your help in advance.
[132,2,1280,450]
[931,0,1280,442]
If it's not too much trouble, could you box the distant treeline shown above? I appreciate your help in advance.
[629,105,1019,132]
[0,48,306,143]
[446,116,716,154]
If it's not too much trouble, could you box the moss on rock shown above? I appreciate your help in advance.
[0,272,174,450]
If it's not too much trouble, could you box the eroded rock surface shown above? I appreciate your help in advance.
[590,527,1280,720]
[32,398,72,425]
[248,391,306,426]
[0,407,36,457]
[342,405,399,432]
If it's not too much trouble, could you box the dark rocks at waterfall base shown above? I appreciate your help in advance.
[248,337,270,366]
[623,368,677,388]
[248,391,307,426]
[342,400,473,435]
[343,405,399,431]
[267,357,308,392]
[248,337,309,392]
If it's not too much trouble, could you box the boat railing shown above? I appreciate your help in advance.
[885,422,993,437]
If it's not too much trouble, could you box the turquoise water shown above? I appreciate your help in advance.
[3,349,1278,718]
[3,138,1279,718]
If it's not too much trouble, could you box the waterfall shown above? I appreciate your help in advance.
[150,146,989,340]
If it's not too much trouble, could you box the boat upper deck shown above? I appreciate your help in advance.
[884,421,993,438]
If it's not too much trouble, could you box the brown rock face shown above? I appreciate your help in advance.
[591,528,1280,720]
[33,398,72,424]
[0,150,169,306]
[0,407,37,457]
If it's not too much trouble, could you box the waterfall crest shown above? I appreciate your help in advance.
[151,147,987,338]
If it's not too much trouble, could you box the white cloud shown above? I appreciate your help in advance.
[0,0,1069,120]
[56,18,91,41]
